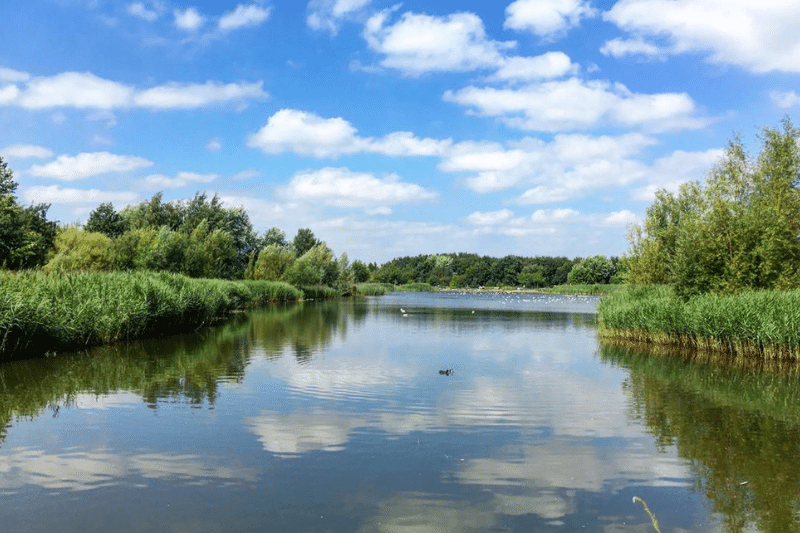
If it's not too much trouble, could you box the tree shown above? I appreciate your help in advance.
[263,226,288,248]
[518,264,546,288]
[44,227,113,272]
[253,244,295,281]
[284,242,333,286]
[568,255,616,284]
[292,228,318,258]
[85,202,126,238]
[351,260,370,283]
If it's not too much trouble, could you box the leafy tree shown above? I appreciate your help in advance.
[351,259,370,283]
[44,227,113,272]
[120,192,183,231]
[292,228,319,258]
[263,226,288,248]
[334,252,355,295]
[0,157,57,269]
[568,255,616,284]
[518,264,546,288]
[284,242,333,286]
[85,202,126,238]
[253,244,295,281]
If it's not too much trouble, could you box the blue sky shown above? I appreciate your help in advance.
[1,0,799,263]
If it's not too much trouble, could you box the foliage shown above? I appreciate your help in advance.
[627,119,800,297]
[598,285,800,359]
[0,157,58,270]
[44,227,113,272]
[85,202,126,238]
[567,255,616,285]
[283,242,333,287]
[263,226,288,248]
[0,270,302,360]
[351,260,370,283]
[253,244,295,281]
[292,228,319,258]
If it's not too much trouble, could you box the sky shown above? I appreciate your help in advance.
[1,0,799,264]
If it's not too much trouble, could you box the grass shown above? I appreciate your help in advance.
[0,270,302,360]
[395,282,435,292]
[598,285,800,359]
[538,283,624,295]
[355,283,392,296]
[298,285,339,300]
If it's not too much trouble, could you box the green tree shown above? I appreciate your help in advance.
[351,259,370,283]
[253,244,295,281]
[292,228,319,258]
[263,226,288,248]
[85,202,126,238]
[284,242,333,286]
[518,264,546,288]
[567,255,616,284]
[44,227,113,272]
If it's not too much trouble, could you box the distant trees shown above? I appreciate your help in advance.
[567,255,616,285]
[627,118,800,297]
[0,157,57,269]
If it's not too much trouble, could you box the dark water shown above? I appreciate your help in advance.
[1,292,799,532]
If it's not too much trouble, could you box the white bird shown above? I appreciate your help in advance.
[400,308,406,313]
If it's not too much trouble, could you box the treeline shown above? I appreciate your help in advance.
[627,117,800,298]
[371,253,624,288]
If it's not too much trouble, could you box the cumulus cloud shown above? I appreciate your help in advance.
[505,0,596,38]
[629,148,723,201]
[1,144,54,159]
[307,0,371,34]
[23,185,138,205]
[127,2,163,21]
[0,67,31,83]
[219,3,271,32]
[487,52,578,82]
[28,152,154,180]
[284,167,437,208]
[602,210,637,225]
[444,77,708,132]
[247,109,451,158]
[600,37,665,58]
[363,9,515,76]
[133,81,268,109]
[770,90,800,109]
[174,7,205,32]
[207,138,222,151]
[467,209,515,225]
[441,133,656,196]
[143,171,217,189]
[604,0,800,73]
[0,70,269,111]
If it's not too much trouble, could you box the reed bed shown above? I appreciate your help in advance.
[598,285,800,359]
[395,282,435,292]
[539,283,623,295]
[297,285,338,300]
[355,283,392,296]
[0,270,301,360]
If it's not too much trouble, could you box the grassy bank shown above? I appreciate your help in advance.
[598,285,800,359]
[0,270,302,360]
[538,283,623,295]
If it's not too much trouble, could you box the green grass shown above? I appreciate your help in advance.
[355,283,392,296]
[598,285,800,359]
[395,282,435,292]
[298,285,339,300]
[0,270,302,360]
[538,283,624,295]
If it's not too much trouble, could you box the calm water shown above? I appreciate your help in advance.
[1,292,800,532]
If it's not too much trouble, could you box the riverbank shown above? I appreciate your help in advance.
[598,285,800,360]
[0,270,303,360]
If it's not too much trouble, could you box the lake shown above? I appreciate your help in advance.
[1,291,800,532]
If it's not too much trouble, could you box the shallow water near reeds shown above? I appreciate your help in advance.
[2,292,800,532]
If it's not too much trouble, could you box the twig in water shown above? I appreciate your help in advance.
[633,496,662,533]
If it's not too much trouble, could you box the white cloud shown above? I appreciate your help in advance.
[1,144,54,159]
[219,3,271,32]
[247,109,450,158]
[174,7,205,32]
[23,185,138,204]
[467,209,514,225]
[604,0,800,73]
[207,138,223,151]
[133,80,268,109]
[143,171,217,189]
[284,167,437,208]
[531,208,580,222]
[29,152,154,180]
[127,2,163,21]
[0,84,20,104]
[444,77,707,132]
[0,67,31,83]
[307,0,371,33]
[602,210,637,225]
[363,9,515,76]
[600,37,664,58]
[770,90,800,109]
[488,52,578,82]
[630,148,723,201]
[441,133,656,196]
[18,72,134,110]
[505,0,596,38]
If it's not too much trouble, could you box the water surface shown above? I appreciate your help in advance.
[1,292,799,532]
